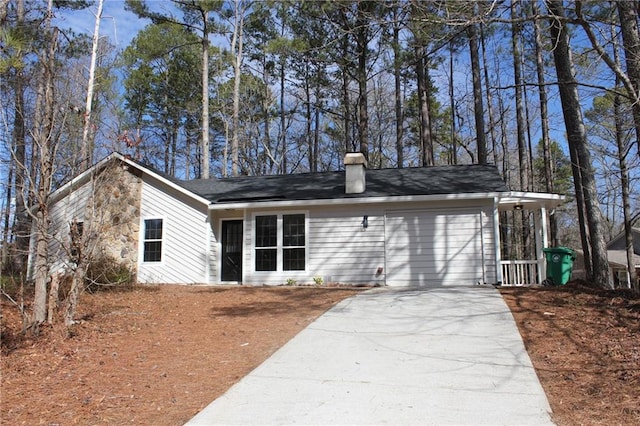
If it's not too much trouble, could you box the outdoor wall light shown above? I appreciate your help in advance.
[513,204,524,211]
[362,215,369,229]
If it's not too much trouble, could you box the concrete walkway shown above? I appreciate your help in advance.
[186,286,554,425]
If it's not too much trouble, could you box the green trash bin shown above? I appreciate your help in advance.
[543,247,576,286]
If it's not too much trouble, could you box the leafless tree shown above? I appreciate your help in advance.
[547,0,611,287]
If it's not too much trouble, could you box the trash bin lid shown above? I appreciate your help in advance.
[543,246,575,255]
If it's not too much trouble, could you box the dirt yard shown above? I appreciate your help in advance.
[501,282,640,425]
[2,282,639,426]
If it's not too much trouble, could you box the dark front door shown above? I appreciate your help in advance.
[221,220,243,282]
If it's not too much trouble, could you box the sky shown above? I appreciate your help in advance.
[53,0,148,50]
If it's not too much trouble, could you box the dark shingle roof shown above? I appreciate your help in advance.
[178,164,509,204]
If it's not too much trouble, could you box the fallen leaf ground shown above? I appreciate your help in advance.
[500,282,640,425]
[1,285,361,425]
[2,282,639,426]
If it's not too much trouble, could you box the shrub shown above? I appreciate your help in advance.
[84,256,135,293]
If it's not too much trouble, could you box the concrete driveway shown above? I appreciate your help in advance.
[186,286,554,425]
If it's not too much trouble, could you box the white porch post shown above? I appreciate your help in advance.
[494,197,503,285]
[534,206,549,282]
[206,210,216,284]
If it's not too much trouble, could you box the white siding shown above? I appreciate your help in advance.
[308,208,386,285]
[235,202,497,287]
[137,177,209,284]
[207,223,217,284]
[238,206,386,286]
[47,180,94,270]
[241,210,314,285]
[385,206,496,286]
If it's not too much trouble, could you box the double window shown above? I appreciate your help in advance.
[255,213,306,271]
[143,218,163,262]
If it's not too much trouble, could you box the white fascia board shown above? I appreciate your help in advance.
[121,157,211,207]
[498,191,565,209]
[208,191,504,211]
[48,153,121,205]
[49,152,209,208]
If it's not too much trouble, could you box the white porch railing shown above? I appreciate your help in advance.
[501,260,542,286]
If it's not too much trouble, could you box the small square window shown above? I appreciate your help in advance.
[255,248,277,271]
[283,247,305,271]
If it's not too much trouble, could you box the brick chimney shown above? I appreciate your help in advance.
[344,152,367,194]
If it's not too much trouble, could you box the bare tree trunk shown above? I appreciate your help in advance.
[356,1,369,160]
[480,24,499,167]
[410,1,434,167]
[511,1,528,192]
[64,265,84,326]
[449,41,457,165]
[616,0,640,157]
[468,22,487,164]
[80,0,103,171]
[614,90,638,289]
[2,162,12,270]
[279,56,287,174]
[532,0,557,245]
[262,57,273,173]
[12,0,29,276]
[0,0,9,22]
[341,32,353,154]
[568,130,593,276]
[393,4,404,168]
[170,126,177,176]
[548,0,611,288]
[221,114,230,177]
[497,85,511,258]
[201,9,211,179]
[32,210,49,329]
[612,25,638,290]
[415,45,434,167]
[47,272,60,324]
[304,65,314,171]
[511,0,531,257]
[230,3,244,177]
[32,0,59,328]
[314,86,321,172]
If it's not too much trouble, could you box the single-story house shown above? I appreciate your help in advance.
[606,227,640,288]
[29,152,564,287]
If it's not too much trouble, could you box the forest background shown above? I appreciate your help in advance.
[1,0,639,329]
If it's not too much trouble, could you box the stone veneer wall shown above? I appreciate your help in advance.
[85,161,142,277]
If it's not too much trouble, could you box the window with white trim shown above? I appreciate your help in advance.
[254,213,306,271]
[143,218,163,262]
[255,215,277,271]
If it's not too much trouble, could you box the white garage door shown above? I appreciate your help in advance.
[385,209,486,286]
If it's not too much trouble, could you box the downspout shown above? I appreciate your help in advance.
[535,206,549,283]
[242,208,249,284]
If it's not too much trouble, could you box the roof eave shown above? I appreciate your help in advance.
[49,153,210,208]
[208,191,505,211]
[48,153,123,206]
[122,157,211,207]
[498,191,566,210]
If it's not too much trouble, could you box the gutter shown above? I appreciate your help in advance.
[208,191,506,211]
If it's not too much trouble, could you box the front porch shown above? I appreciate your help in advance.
[496,192,564,286]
